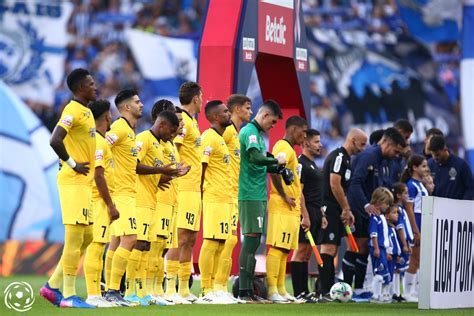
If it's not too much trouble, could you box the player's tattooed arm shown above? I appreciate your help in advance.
[270,173,296,208]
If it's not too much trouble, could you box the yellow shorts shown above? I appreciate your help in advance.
[136,206,152,241]
[266,212,300,250]
[58,184,92,225]
[176,191,202,231]
[202,202,232,240]
[166,206,178,249]
[92,199,111,243]
[110,195,137,237]
[154,202,173,239]
[231,198,239,231]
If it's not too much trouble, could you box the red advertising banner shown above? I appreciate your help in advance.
[258,0,294,58]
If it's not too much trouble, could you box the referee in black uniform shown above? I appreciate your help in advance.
[318,128,368,300]
[290,129,326,302]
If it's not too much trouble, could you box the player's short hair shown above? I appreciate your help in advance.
[428,135,447,152]
[152,99,175,121]
[260,99,283,119]
[383,127,406,147]
[425,127,444,139]
[179,81,201,105]
[394,119,413,134]
[205,100,224,120]
[370,187,394,212]
[158,110,179,127]
[285,115,307,129]
[369,129,384,145]
[114,88,138,108]
[89,99,110,119]
[174,107,183,113]
[227,94,251,112]
[66,68,90,93]
[306,128,320,139]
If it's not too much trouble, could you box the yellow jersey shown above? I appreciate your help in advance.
[269,139,302,213]
[92,133,115,200]
[156,140,180,206]
[135,130,165,209]
[173,110,201,191]
[201,128,232,203]
[223,123,240,199]
[105,117,138,197]
[56,100,96,185]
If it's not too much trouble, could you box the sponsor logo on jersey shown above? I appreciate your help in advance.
[333,153,343,172]
[61,115,73,127]
[95,149,104,160]
[203,146,212,156]
[249,135,258,144]
[105,133,118,145]
[345,169,351,181]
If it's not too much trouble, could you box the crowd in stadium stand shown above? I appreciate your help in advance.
[28,0,460,157]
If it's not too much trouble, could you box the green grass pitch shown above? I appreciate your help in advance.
[1,275,473,316]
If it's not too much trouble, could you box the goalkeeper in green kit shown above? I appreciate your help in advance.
[237,100,292,303]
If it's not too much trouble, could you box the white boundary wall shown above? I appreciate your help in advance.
[419,196,474,309]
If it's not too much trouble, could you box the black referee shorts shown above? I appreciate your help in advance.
[298,205,322,244]
[317,202,345,246]
[352,210,369,238]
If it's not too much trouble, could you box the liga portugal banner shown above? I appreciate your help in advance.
[419,197,474,309]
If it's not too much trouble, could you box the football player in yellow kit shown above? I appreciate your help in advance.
[83,99,118,308]
[266,116,310,304]
[213,94,252,302]
[132,110,187,305]
[195,100,234,304]
[166,82,203,303]
[103,89,142,306]
[40,68,98,308]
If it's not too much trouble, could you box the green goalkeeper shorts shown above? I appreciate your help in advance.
[238,200,267,234]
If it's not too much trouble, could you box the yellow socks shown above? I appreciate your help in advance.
[266,247,283,296]
[104,249,115,290]
[48,260,63,289]
[155,256,165,296]
[153,238,166,296]
[136,250,149,297]
[84,242,106,296]
[109,247,131,291]
[165,259,179,296]
[146,242,159,294]
[198,239,219,295]
[125,249,142,296]
[178,261,193,297]
[48,227,92,291]
[62,224,86,298]
[214,234,237,292]
[277,251,289,295]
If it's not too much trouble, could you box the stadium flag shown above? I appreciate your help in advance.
[0,1,73,105]
[125,29,198,110]
[461,0,474,173]
[0,81,63,243]
[396,0,461,43]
